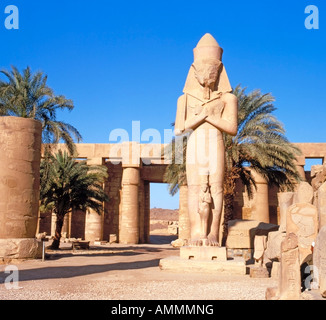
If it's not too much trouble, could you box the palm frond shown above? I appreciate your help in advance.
[0,66,82,154]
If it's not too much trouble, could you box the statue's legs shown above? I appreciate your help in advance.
[187,184,202,246]
[186,131,202,246]
[186,129,225,246]
[207,183,223,246]
[207,139,225,246]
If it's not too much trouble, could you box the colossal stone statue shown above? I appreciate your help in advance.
[174,34,238,246]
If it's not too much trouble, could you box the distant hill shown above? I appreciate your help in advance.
[150,208,179,221]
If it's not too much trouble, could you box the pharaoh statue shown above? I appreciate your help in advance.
[175,34,238,247]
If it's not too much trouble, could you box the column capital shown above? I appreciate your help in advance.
[122,166,140,186]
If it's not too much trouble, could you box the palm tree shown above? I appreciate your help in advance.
[0,66,82,155]
[40,150,109,249]
[164,85,302,244]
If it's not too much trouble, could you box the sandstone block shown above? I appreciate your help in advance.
[287,203,318,264]
[265,230,287,261]
[0,238,42,260]
[171,238,187,248]
[311,164,326,192]
[317,182,326,230]
[253,235,267,263]
[278,233,302,300]
[278,192,294,232]
[266,233,301,300]
[313,225,326,298]
[226,220,278,249]
[271,261,280,279]
[293,181,314,204]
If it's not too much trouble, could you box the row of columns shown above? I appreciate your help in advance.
[51,159,143,244]
[49,161,308,244]
[54,169,273,244]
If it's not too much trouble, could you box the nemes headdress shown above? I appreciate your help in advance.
[183,33,232,96]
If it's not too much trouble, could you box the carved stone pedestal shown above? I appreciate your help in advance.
[159,246,246,275]
[180,246,227,261]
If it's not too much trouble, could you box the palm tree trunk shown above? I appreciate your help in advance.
[222,192,235,246]
[51,214,64,250]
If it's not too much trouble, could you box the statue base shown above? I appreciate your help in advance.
[180,246,227,261]
[159,246,246,275]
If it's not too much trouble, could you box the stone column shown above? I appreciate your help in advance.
[62,212,71,238]
[178,184,190,241]
[143,181,151,243]
[85,157,105,242]
[251,170,270,223]
[138,179,145,244]
[119,166,140,244]
[0,117,42,260]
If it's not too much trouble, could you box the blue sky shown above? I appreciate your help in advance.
[1,0,325,209]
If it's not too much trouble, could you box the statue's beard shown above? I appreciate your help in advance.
[202,79,216,100]
[195,75,218,100]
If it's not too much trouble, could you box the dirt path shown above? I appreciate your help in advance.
[0,236,277,300]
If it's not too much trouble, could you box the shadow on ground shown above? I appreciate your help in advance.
[0,234,179,284]
[149,234,177,244]
[46,234,178,260]
[0,258,161,283]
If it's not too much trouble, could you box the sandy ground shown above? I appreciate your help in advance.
[0,234,278,301]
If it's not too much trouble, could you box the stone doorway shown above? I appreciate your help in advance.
[149,183,179,245]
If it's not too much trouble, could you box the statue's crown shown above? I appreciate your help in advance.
[193,33,223,62]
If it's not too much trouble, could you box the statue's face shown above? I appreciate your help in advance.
[200,184,208,193]
[193,61,222,88]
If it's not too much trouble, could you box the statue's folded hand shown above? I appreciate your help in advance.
[204,99,225,118]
